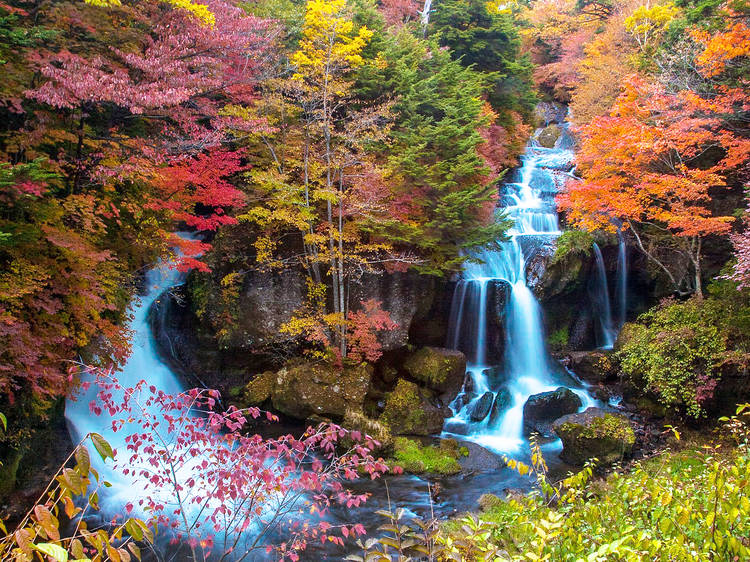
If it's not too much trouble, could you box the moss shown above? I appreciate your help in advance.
[389,437,462,475]
[380,379,427,432]
[547,326,569,351]
[241,370,274,406]
[477,493,504,512]
[550,230,594,265]
[557,414,635,465]
[563,415,635,445]
[403,347,465,391]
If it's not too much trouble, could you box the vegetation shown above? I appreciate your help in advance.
[350,407,750,561]
[618,282,750,418]
[388,437,466,475]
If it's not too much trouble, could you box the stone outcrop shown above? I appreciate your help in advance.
[565,351,616,384]
[523,387,582,435]
[536,124,562,148]
[470,392,495,422]
[553,407,635,466]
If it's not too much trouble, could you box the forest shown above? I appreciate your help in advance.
[0,0,748,558]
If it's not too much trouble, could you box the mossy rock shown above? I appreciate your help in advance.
[553,407,635,466]
[389,437,462,475]
[270,360,372,419]
[341,409,392,454]
[379,379,450,436]
[403,346,466,395]
[241,370,275,406]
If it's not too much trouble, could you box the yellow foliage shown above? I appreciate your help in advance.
[83,0,215,26]
[291,0,373,84]
[625,2,679,48]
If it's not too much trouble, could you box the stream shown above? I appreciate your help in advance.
[64,122,628,559]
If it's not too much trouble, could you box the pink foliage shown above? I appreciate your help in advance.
[84,369,389,559]
[347,299,398,363]
[380,0,422,27]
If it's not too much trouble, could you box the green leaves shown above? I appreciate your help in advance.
[33,543,68,562]
[90,432,114,462]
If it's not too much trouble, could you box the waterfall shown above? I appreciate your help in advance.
[591,242,616,349]
[444,124,590,453]
[65,236,199,513]
[616,233,628,329]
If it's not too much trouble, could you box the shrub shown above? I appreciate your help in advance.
[617,297,728,417]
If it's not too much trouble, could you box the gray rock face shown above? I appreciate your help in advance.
[198,266,437,353]
[470,392,495,422]
[523,387,582,435]
[534,102,568,126]
[553,407,635,466]
[525,242,557,292]
[486,280,511,363]
[349,271,435,351]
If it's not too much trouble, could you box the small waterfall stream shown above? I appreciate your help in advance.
[591,242,616,349]
[443,126,595,453]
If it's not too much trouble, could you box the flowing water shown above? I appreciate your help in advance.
[591,242,616,349]
[443,126,595,453]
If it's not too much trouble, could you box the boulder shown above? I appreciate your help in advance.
[536,124,562,148]
[470,392,495,422]
[523,387,582,435]
[525,242,557,291]
[270,361,372,419]
[566,351,616,384]
[489,388,512,425]
[553,407,635,466]
[380,379,451,436]
[404,346,467,398]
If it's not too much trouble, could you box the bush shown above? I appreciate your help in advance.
[617,297,728,417]
[550,229,594,265]
[353,406,750,561]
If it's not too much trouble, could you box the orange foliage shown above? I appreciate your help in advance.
[559,75,736,239]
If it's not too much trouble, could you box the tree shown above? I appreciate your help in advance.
[429,0,536,120]
[558,75,739,295]
[360,30,511,275]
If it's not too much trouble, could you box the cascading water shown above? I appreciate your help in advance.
[65,243,194,511]
[444,125,594,453]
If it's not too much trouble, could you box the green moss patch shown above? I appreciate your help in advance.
[389,437,463,475]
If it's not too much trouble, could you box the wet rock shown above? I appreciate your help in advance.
[470,391,495,422]
[404,346,467,398]
[534,102,568,126]
[566,350,616,384]
[486,280,511,363]
[270,361,372,420]
[536,124,562,148]
[489,388,512,425]
[523,387,582,435]
[525,242,557,291]
[553,407,635,466]
[481,366,509,387]
[380,379,451,436]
